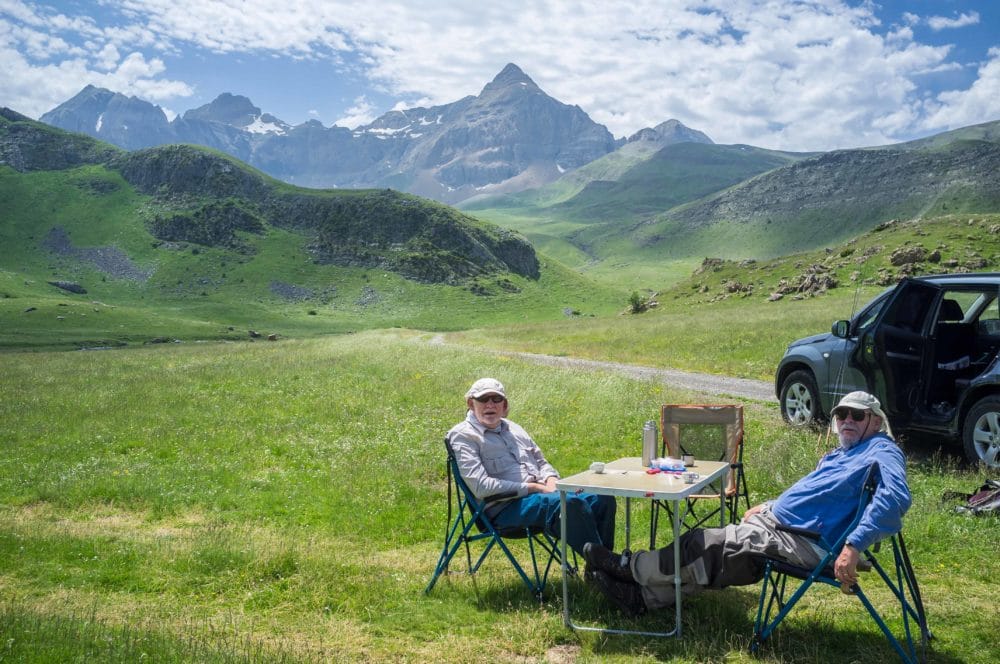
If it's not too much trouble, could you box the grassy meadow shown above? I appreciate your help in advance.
[0,164,626,351]
[1,329,997,663]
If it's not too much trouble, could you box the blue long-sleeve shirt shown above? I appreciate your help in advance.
[771,433,911,552]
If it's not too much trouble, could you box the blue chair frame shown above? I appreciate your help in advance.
[424,436,566,600]
[750,463,931,663]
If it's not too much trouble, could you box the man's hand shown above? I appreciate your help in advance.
[741,503,766,521]
[835,544,861,590]
[528,477,557,494]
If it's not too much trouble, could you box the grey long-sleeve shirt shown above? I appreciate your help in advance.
[448,411,559,502]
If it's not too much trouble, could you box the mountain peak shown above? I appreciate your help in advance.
[481,63,539,95]
[626,119,713,145]
[183,93,262,126]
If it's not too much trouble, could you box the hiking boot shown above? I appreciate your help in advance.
[588,569,646,617]
[582,542,633,582]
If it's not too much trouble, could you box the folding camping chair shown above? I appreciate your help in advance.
[750,463,931,663]
[649,404,750,546]
[424,435,566,600]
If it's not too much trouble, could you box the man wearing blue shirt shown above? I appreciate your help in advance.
[583,391,911,617]
[449,378,616,556]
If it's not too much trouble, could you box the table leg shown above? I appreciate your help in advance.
[720,489,726,527]
[560,489,570,627]
[673,498,682,637]
[625,497,632,551]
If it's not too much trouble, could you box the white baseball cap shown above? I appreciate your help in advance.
[831,391,892,436]
[465,377,506,399]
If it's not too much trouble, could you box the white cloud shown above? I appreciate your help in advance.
[927,12,980,31]
[921,47,1000,132]
[2,0,998,150]
[333,95,378,128]
[95,42,119,71]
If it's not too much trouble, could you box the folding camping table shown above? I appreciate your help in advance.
[557,456,730,637]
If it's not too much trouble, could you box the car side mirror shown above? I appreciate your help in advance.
[831,320,850,338]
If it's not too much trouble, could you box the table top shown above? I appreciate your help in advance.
[556,456,729,500]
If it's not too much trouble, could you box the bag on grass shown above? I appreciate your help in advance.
[942,479,1000,515]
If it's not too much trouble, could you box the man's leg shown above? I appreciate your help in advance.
[554,492,618,554]
[492,493,611,555]
[583,493,617,549]
[631,506,823,611]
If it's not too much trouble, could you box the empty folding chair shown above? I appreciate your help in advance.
[751,463,931,663]
[649,404,750,545]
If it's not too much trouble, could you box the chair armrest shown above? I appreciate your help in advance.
[482,491,518,505]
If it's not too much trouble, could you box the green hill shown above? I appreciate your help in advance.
[463,142,807,289]
[463,120,1000,290]
[0,109,624,349]
[655,133,1000,259]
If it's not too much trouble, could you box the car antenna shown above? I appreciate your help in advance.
[830,281,865,404]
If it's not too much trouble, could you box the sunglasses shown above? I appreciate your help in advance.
[474,394,506,403]
[833,407,869,422]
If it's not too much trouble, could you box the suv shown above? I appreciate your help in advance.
[775,273,1000,468]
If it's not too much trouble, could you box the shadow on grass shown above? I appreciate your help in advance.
[461,574,956,664]
[899,431,969,468]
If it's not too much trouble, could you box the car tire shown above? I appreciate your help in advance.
[780,370,823,427]
[962,395,1000,468]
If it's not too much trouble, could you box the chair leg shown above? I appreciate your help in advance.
[752,566,821,650]
[856,537,931,664]
[425,512,479,594]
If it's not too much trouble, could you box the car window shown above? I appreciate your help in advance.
[882,287,935,333]
[937,292,978,323]
[974,293,1000,336]
[852,293,888,335]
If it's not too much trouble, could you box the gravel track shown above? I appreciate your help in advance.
[498,350,776,403]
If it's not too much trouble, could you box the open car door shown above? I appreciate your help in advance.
[852,278,942,428]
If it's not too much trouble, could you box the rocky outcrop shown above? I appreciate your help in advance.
[47,280,87,294]
[1,106,119,171]
[111,145,271,199]
[150,201,266,251]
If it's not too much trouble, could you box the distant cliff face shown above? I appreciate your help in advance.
[40,64,619,204]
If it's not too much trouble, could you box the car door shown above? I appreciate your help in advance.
[821,292,889,406]
[851,279,942,427]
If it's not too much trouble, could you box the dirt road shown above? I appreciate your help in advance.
[497,350,776,403]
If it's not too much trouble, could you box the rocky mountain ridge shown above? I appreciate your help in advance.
[41,64,701,205]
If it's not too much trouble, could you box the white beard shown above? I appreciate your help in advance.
[838,431,859,450]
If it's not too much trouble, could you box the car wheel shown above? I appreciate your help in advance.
[963,395,1000,468]
[780,370,822,427]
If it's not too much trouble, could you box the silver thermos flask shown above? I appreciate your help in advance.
[642,420,658,467]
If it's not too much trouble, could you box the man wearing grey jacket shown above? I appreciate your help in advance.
[448,377,616,556]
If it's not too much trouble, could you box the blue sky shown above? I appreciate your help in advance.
[1,0,998,151]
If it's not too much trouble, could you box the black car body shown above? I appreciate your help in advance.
[775,273,1000,468]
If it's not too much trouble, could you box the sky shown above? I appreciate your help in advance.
[1,0,999,152]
